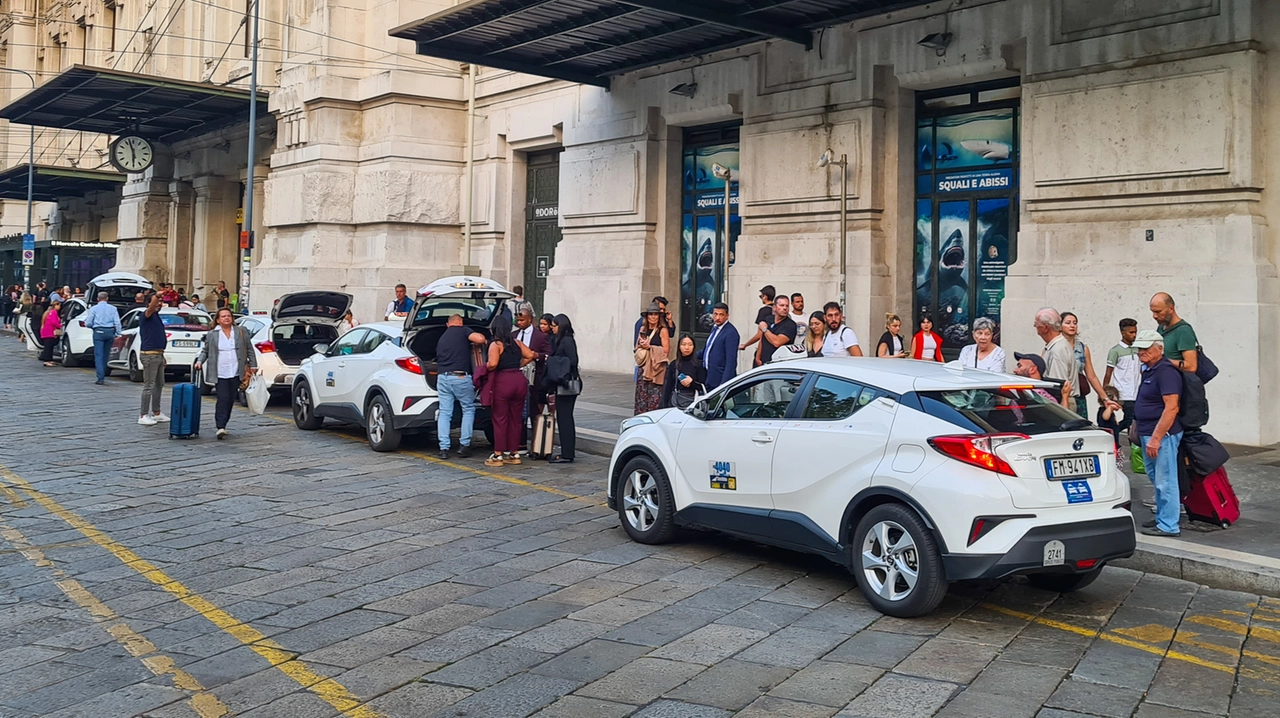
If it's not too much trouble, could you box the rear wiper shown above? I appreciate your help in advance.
[1059,418,1094,431]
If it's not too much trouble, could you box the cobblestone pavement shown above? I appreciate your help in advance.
[1,337,1279,718]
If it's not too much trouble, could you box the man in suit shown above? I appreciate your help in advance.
[701,302,740,390]
[515,308,553,450]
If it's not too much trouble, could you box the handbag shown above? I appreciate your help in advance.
[634,330,656,367]
[245,374,269,415]
[556,376,582,396]
[1195,346,1219,384]
[1077,372,1090,397]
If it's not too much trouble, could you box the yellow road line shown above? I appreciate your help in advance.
[0,466,380,718]
[981,602,1236,674]
[1187,614,1280,644]
[0,482,28,507]
[0,516,230,718]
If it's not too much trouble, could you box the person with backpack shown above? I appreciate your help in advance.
[1132,330,1184,537]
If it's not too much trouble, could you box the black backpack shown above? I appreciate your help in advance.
[1179,369,1209,430]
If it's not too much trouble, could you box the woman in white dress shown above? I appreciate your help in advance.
[957,317,1006,372]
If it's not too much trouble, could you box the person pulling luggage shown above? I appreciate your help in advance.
[193,307,258,439]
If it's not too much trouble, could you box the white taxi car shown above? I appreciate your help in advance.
[291,276,509,451]
[109,307,213,381]
[55,272,153,367]
[607,358,1135,617]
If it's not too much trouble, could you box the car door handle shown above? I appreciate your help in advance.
[751,434,774,444]
[337,362,347,369]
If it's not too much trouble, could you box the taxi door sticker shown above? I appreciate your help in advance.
[710,461,737,491]
[326,371,336,387]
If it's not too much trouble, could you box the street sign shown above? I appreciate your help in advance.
[239,230,250,250]
[21,249,33,265]
[21,233,33,252]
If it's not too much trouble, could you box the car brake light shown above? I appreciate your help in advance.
[1075,558,1099,570]
[165,332,172,339]
[78,321,87,328]
[395,357,423,375]
[255,341,276,353]
[928,433,1029,477]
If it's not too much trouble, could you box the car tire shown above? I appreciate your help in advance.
[128,353,142,383]
[366,394,402,452]
[60,338,79,367]
[482,425,495,447]
[617,455,677,545]
[292,380,323,431]
[851,503,948,618]
[1027,567,1103,594]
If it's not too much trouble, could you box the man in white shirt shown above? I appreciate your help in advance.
[789,293,808,346]
[1036,307,1077,392]
[820,302,863,356]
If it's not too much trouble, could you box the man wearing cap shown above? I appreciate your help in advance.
[1132,329,1183,537]
[1013,352,1073,408]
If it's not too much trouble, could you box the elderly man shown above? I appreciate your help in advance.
[1035,308,1077,392]
[84,292,122,385]
[1132,329,1183,537]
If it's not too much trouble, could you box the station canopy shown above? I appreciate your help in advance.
[0,164,126,202]
[0,65,269,143]
[391,0,933,87]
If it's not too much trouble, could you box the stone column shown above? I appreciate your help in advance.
[191,176,240,301]
[168,181,194,291]
[114,158,174,280]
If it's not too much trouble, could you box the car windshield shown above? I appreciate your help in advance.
[414,293,506,325]
[161,313,212,329]
[919,387,1083,435]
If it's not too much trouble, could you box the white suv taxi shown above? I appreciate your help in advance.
[607,358,1135,617]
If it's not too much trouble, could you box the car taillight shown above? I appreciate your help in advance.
[1075,558,1099,570]
[78,321,86,328]
[165,332,172,339]
[395,357,423,375]
[928,433,1029,477]
[255,341,276,353]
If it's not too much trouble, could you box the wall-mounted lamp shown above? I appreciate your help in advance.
[668,82,698,98]
[711,163,732,304]
[917,32,952,56]
[817,149,849,310]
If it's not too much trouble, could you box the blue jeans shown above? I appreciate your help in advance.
[1141,432,1183,534]
[436,374,475,450]
[92,329,116,382]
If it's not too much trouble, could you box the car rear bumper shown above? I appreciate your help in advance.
[942,515,1135,581]
[389,401,494,432]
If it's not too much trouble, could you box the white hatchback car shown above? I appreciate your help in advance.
[607,358,1135,617]
[291,276,511,452]
[55,271,153,367]
[109,307,213,381]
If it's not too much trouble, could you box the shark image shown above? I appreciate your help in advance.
[960,140,1011,161]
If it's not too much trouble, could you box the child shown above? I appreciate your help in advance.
[1097,385,1124,469]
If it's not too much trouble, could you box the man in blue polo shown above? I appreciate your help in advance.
[1132,329,1183,537]
[84,292,122,385]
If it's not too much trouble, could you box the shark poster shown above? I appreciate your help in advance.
[921,109,1015,171]
[681,141,739,335]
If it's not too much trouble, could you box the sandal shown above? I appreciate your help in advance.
[483,453,505,468]
[502,453,522,465]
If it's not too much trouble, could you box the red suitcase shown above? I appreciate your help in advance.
[1182,467,1240,528]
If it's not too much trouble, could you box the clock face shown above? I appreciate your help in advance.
[111,136,154,173]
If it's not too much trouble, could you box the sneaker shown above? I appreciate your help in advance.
[1142,519,1157,528]
[456,445,472,458]
[153,413,170,423]
[138,415,157,426]
[1141,526,1181,537]
[503,453,522,466]
[1141,499,1156,510]
[484,453,505,468]
[216,429,228,440]
[438,449,450,460]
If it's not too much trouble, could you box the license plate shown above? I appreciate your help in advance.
[1043,540,1065,566]
[171,340,200,348]
[1044,456,1100,479]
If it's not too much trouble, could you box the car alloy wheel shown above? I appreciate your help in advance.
[365,394,402,452]
[61,338,77,367]
[623,470,660,533]
[861,520,919,602]
[128,353,142,383]
[292,380,322,430]
[616,455,676,544]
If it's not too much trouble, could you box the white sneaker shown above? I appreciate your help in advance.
[138,415,157,426]
[216,429,228,439]
[153,413,171,423]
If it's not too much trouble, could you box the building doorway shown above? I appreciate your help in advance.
[914,80,1020,358]
[680,124,739,343]
[523,150,562,315]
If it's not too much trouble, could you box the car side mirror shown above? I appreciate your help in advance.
[688,400,708,421]
[313,343,329,356]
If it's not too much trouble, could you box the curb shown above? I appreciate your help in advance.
[1115,535,1280,597]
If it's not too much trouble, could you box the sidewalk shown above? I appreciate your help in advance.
[574,369,1280,595]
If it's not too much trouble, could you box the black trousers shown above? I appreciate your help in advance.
[215,377,238,429]
[39,336,56,362]
[555,394,577,459]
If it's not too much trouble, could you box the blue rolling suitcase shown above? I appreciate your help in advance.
[169,383,201,439]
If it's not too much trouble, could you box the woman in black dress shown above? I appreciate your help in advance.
[547,314,581,463]
[661,335,706,408]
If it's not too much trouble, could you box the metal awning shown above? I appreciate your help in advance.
[391,0,931,87]
[0,164,125,202]
[0,65,269,142]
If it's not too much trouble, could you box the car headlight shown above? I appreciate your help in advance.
[620,415,655,433]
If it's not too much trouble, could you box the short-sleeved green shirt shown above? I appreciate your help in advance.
[1158,320,1198,362]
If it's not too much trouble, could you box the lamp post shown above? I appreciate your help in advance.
[817,149,847,310]
[711,162,732,308]
[0,68,36,291]
[240,0,261,313]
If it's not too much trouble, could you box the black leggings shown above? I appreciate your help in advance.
[39,336,56,362]
[555,394,577,460]
[215,377,238,429]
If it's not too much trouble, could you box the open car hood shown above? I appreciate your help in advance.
[271,290,353,325]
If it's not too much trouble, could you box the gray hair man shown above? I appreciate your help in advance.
[1035,307,1077,394]
[1131,330,1184,537]
[83,291,122,385]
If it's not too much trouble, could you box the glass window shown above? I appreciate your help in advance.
[415,292,504,325]
[715,374,805,420]
[919,387,1081,435]
[802,376,865,419]
[359,330,387,354]
[329,329,366,356]
[159,312,213,329]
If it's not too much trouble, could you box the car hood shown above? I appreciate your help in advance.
[271,290,353,325]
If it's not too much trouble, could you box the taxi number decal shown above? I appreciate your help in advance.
[709,461,737,491]
[325,371,335,387]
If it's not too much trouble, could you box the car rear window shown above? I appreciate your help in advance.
[917,387,1085,435]
[415,293,506,325]
[161,313,212,329]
